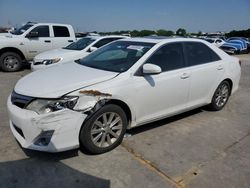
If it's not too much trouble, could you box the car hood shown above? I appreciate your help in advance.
[0,33,22,41]
[35,48,87,61]
[15,62,118,98]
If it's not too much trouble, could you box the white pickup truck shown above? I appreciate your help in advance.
[0,22,78,71]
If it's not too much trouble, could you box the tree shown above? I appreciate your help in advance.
[176,28,187,36]
[157,29,174,36]
[226,29,250,38]
[138,30,156,37]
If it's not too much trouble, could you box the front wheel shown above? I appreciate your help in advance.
[79,104,128,154]
[208,81,231,111]
[0,52,22,72]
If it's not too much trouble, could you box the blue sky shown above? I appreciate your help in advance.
[0,0,249,33]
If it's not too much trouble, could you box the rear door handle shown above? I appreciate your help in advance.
[180,72,190,79]
[68,40,73,42]
[44,40,51,43]
[217,65,223,70]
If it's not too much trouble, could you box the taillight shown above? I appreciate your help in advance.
[239,60,242,66]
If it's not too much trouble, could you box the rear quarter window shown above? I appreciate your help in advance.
[184,42,221,66]
[53,26,70,37]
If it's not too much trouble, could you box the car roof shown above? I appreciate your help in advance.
[86,35,129,40]
[118,37,208,44]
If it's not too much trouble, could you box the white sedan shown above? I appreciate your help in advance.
[204,38,225,47]
[31,35,129,71]
[8,38,241,154]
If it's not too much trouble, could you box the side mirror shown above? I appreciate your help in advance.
[142,64,162,75]
[26,31,39,38]
[89,46,98,52]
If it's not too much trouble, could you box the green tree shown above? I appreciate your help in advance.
[157,29,174,36]
[176,28,187,36]
[138,30,156,37]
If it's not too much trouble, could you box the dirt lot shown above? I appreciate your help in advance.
[0,55,250,188]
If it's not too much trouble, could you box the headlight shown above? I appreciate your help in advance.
[42,58,62,65]
[26,96,78,114]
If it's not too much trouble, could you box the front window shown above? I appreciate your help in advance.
[78,41,155,73]
[29,25,50,37]
[64,37,96,51]
[11,23,34,35]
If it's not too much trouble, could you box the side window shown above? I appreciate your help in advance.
[145,43,185,72]
[184,42,221,66]
[30,26,49,37]
[93,38,115,48]
[53,26,70,37]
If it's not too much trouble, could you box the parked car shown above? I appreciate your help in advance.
[31,35,129,71]
[7,38,241,154]
[0,22,79,72]
[204,38,225,47]
[220,38,249,54]
[228,37,250,53]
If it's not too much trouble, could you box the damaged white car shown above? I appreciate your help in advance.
[7,38,241,154]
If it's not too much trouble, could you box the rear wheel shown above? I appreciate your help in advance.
[208,81,231,111]
[79,104,127,154]
[0,52,22,72]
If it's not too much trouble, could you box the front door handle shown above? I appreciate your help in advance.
[68,40,73,42]
[180,72,190,79]
[44,40,51,43]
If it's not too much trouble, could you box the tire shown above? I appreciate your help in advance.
[0,52,22,72]
[79,104,128,154]
[208,81,231,111]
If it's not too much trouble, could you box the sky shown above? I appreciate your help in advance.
[0,0,249,33]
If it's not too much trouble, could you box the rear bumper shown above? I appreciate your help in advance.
[7,96,87,152]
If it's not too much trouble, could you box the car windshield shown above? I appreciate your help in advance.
[11,23,34,35]
[64,37,96,50]
[78,41,155,73]
[205,39,215,43]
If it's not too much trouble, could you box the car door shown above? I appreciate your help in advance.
[24,25,53,59]
[51,25,74,48]
[183,42,225,108]
[132,42,191,124]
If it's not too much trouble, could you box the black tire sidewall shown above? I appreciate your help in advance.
[210,81,231,111]
[0,52,22,72]
[79,104,128,154]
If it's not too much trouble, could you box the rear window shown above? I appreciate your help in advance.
[184,42,221,66]
[53,26,70,37]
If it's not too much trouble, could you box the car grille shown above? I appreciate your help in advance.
[13,123,25,138]
[11,91,34,109]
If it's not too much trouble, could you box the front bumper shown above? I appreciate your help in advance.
[7,96,87,152]
[30,61,47,71]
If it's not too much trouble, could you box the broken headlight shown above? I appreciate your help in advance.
[42,58,62,65]
[26,96,78,114]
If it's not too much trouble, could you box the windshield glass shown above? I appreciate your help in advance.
[78,41,155,73]
[11,23,34,35]
[64,37,96,50]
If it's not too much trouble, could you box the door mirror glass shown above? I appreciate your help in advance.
[26,31,39,38]
[89,46,98,52]
[142,64,162,75]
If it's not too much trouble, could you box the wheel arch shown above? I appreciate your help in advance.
[0,47,26,61]
[105,99,132,127]
[222,78,233,95]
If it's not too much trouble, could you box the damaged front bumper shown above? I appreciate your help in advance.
[7,96,87,152]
